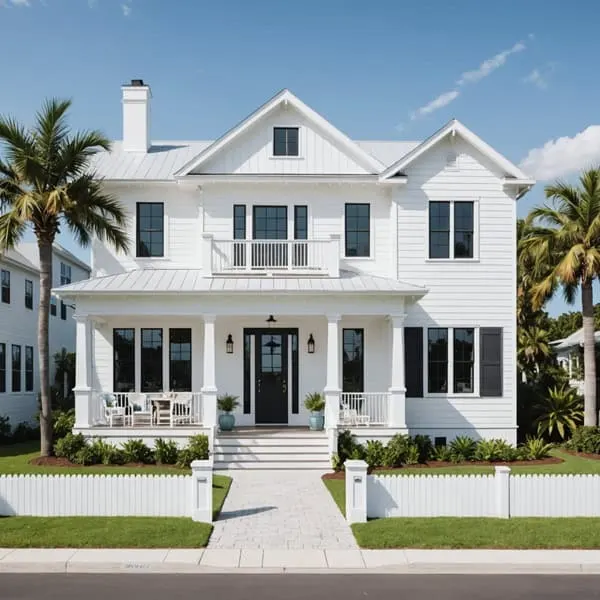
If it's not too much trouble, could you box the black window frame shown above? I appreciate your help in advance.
[24,279,33,310]
[294,206,308,240]
[453,327,475,393]
[11,344,21,392]
[169,328,192,392]
[342,328,364,393]
[136,202,164,258]
[273,127,299,157]
[252,205,288,240]
[113,328,135,393]
[50,296,57,317]
[1,270,10,304]
[429,201,475,259]
[344,203,370,258]
[25,345,33,392]
[0,343,5,393]
[141,328,163,393]
[427,328,448,393]
[454,201,474,259]
[233,205,246,240]
[429,201,450,259]
[60,300,67,321]
[60,262,72,285]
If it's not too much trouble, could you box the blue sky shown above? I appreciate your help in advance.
[1,0,599,315]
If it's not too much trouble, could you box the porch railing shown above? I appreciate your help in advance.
[91,391,203,427]
[339,392,389,426]
[207,238,338,275]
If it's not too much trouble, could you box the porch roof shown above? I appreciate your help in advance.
[53,269,427,297]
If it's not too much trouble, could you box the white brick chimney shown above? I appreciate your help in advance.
[122,79,151,152]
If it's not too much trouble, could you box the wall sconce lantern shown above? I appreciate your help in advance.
[307,333,315,354]
[226,334,234,354]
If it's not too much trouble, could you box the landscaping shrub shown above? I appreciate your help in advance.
[121,439,155,464]
[474,439,517,462]
[521,437,553,460]
[331,453,343,471]
[54,432,87,462]
[53,409,75,442]
[11,421,39,443]
[404,444,420,465]
[364,440,385,469]
[176,434,209,468]
[87,439,125,465]
[0,415,11,444]
[337,430,362,465]
[73,445,99,466]
[382,434,413,468]
[566,426,600,454]
[154,438,179,465]
[412,434,434,462]
[433,444,453,462]
[449,436,477,463]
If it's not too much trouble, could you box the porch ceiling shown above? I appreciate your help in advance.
[54,269,427,297]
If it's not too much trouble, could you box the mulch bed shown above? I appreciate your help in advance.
[322,456,563,479]
[563,449,600,461]
[29,456,176,469]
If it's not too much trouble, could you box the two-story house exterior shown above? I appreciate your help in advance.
[55,81,533,469]
[0,243,89,427]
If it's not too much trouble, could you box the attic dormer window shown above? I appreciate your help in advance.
[273,127,299,156]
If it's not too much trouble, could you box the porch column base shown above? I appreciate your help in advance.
[324,388,340,429]
[73,386,92,429]
[388,386,407,428]
[201,387,218,428]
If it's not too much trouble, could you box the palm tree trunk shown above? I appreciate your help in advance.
[38,239,53,456]
[582,279,597,426]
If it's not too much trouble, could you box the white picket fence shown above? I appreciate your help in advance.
[0,461,213,521]
[344,461,600,522]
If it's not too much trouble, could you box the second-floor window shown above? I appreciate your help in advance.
[25,280,33,310]
[136,202,164,257]
[345,203,370,257]
[1,270,10,304]
[0,343,5,393]
[11,344,20,392]
[25,345,33,392]
[60,262,71,285]
[294,206,308,240]
[50,296,57,317]
[273,127,299,157]
[429,201,474,259]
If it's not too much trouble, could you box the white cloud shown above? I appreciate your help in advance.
[457,41,526,85]
[8,0,31,6]
[121,2,131,16]
[523,68,548,90]
[410,90,460,121]
[519,125,600,180]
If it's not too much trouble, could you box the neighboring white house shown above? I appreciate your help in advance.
[551,327,600,396]
[0,243,90,427]
[54,81,534,468]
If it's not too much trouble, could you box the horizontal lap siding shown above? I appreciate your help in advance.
[397,138,516,434]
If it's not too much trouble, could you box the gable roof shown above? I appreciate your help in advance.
[174,89,385,177]
[379,119,534,183]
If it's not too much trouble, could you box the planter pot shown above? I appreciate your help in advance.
[219,413,236,431]
[309,413,325,431]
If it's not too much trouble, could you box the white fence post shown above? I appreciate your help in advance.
[345,459,368,524]
[495,465,511,519]
[191,458,214,523]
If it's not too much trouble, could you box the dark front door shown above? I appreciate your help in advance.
[255,331,288,424]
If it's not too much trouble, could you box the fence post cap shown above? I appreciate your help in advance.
[345,460,368,470]
[494,465,511,474]
[191,458,214,469]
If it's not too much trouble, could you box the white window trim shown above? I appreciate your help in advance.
[270,126,303,159]
[423,326,479,398]
[342,202,374,260]
[425,199,479,261]
[240,203,312,241]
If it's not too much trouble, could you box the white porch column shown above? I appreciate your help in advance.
[201,314,218,428]
[388,313,407,428]
[73,314,93,428]
[324,314,341,428]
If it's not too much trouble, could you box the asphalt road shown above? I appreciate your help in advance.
[2,574,600,600]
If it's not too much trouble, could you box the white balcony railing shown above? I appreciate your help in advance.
[92,391,203,428]
[205,235,340,276]
[339,392,390,426]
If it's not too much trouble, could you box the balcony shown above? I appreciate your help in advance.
[204,234,340,276]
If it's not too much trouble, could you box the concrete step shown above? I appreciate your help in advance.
[213,451,329,462]
[214,460,332,470]
[216,438,328,447]
[214,446,327,456]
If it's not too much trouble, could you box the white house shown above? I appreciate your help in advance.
[0,243,89,427]
[54,81,534,468]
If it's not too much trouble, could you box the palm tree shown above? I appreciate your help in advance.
[517,325,552,381]
[522,168,600,426]
[0,99,128,456]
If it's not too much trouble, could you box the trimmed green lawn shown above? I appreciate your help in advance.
[0,516,213,548]
[352,517,600,549]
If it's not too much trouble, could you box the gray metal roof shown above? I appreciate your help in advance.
[89,140,420,181]
[54,269,427,296]
[551,327,600,350]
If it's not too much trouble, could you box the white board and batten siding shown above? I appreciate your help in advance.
[396,137,517,442]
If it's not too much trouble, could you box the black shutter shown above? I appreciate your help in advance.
[480,328,503,397]
[405,327,423,397]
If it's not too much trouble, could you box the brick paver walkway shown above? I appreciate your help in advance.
[208,471,357,550]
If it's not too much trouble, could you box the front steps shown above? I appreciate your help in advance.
[213,429,331,470]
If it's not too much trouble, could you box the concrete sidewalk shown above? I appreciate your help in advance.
[1,548,600,574]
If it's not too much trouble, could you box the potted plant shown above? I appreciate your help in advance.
[217,394,240,431]
[304,392,325,431]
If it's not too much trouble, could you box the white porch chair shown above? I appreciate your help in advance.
[339,401,370,427]
[129,392,151,426]
[170,392,193,427]
[101,393,130,427]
